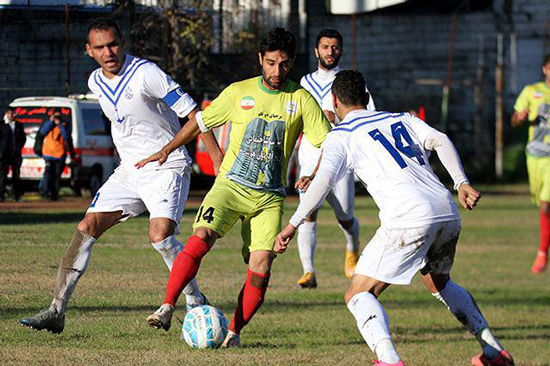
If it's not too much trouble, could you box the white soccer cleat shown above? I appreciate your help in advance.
[147,303,174,331]
[221,330,241,348]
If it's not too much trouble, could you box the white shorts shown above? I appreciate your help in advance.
[87,164,190,227]
[298,136,355,222]
[355,219,461,285]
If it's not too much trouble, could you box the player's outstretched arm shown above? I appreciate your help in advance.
[201,131,224,175]
[135,114,202,168]
[274,224,297,254]
[295,151,323,192]
[458,183,481,210]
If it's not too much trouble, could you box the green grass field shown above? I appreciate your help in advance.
[1,185,549,365]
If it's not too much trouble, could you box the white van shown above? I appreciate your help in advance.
[9,95,115,195]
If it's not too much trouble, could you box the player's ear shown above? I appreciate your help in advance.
[365,92,370,107]
[258,53,263,66]
[332,93,338,109]
[85,42,93,58]
[314,47,319,59]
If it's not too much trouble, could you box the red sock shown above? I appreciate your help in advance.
[229,269,270,334]
[540,210,550,255]
[163,236,210,306]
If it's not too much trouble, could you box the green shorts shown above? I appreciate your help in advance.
[527,155,550,206]
[192,176,285,262]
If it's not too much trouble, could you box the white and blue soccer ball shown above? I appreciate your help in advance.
[181,305,228,349]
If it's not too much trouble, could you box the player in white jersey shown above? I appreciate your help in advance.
[296,29,376,287]
[276,71,514,366]
[20,18,223,334]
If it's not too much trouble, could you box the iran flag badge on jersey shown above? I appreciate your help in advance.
[241,96,255,110]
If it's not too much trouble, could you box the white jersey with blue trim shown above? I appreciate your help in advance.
[299,66,375,116]
[88,55,196,170]
[321,109,460,228]
[298,66,375,175]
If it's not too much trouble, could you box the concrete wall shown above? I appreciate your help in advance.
[0,8,100,108]
[306,0,550,177]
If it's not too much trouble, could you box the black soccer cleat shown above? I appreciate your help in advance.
[19,306,65,334]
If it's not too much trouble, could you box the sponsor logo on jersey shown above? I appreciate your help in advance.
[241,96,255,110]
[125,87,134,100]
[286,101,298,115]
[534,92,543,98]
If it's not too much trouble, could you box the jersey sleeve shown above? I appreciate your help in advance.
[514,85,531,112]
[299,75,307,89]
[196,84,234,132]
[288,133,349,227]
[302,94,331,148]
[403,113,442,150]
[321,133,351,180]
[142,63,197,118]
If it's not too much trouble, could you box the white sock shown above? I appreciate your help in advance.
[347,292,400,364]
[297,221,317,273]
[339,217,360,252]
[52,231,96,314]
[433,280,502,358]
[152,236,203,306]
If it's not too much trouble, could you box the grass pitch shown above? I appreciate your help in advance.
[1,185,549,365]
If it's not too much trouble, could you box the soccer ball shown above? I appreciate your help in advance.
[181,305,228,349]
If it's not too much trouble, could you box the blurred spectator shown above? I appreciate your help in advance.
[40,109,74,201]
[0,109,14,202]
[4,106,26,201]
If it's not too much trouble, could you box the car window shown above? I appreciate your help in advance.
[14,106,72,134]
[82,108,110,136]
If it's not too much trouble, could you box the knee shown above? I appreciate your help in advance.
[541,201,550,215]
[345,286,377,304]
[192,227,219,246]
[77,218,93,236]
[248,252,275,274]
[149,231,170,244]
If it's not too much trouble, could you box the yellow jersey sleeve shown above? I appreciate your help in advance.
[514,85,531,113]
[301,94,331,148]
[202,84,234,129]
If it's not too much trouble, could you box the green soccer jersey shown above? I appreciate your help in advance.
[514,81,550,157]
[197,76,331,195]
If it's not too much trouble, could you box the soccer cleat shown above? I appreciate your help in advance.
[471,350,514,366]
[345,249,359,278]
[19,305,65,334]
[186,292,210,312]
[221,330,241,348]
[371,360,405,366]
[297,272,317,289]
[531,251,547,274]
[147,303,174,331]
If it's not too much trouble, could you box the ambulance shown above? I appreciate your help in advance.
[9,95,115,195]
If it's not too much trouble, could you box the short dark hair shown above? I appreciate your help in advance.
[315,28,343,48]
[332,70,367,106]
[544,54,550,67]
[259,27,297,59]
[87,17,122,43]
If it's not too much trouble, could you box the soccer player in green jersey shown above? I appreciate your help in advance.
[136,27,331,346]
[512,54,550,274]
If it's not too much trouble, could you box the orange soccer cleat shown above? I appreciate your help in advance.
[531,251,548,274]
[345,249,359,278]
[471,350,514,366]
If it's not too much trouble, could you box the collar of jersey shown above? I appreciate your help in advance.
[95,55,149,107]
[257,76,288,95]
[316,65,340,79]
